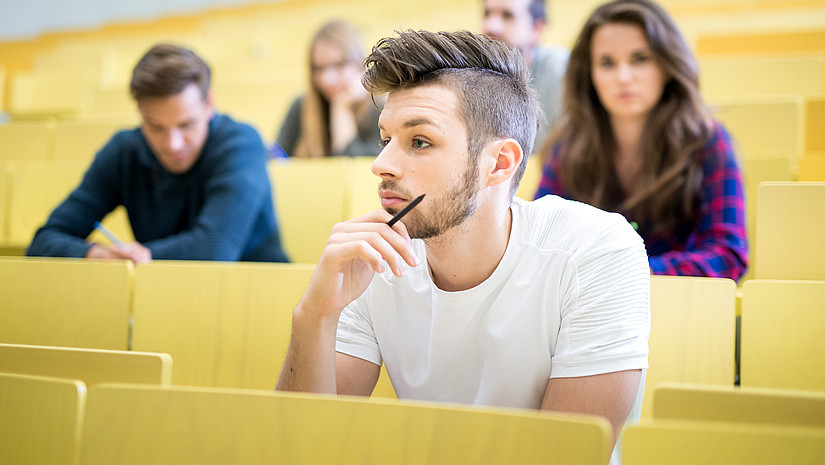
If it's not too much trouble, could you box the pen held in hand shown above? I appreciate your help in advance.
[386,194,425,228]
[94,221,126,249]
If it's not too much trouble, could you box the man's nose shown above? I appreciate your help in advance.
[371,141,402,180]
[166,129,185,152]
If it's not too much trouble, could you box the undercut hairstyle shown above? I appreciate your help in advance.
[546,0,712,233]
[362,29,542,199]
[130,43,211,101]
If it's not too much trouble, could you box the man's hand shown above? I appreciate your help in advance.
[86,242,152,264]
[276,209,419,394]
[299,209,419,320]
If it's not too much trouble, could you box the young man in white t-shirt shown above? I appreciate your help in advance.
[277,29,650,460]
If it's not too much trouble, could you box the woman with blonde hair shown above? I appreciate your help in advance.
[277,19,380,158]
[535,0,747,280]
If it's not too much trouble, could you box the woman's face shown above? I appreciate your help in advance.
[310,38,363,101]
[590,22,667,122]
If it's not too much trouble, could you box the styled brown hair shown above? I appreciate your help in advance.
[547,0,712,232]
[362,29,542,198]
[130,43,211,101]
[294,19,370,158]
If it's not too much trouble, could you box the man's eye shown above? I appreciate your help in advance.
[379,138,390,147]
[412,139,431,149]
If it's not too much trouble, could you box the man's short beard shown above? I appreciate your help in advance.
[380,155,480,240]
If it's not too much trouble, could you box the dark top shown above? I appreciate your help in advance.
[535,120,748,280]
[276,95,381,157]
[27,114,289,262]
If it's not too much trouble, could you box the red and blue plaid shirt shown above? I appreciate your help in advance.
[534,121,749,281]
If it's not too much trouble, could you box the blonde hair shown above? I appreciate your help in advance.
[294,20,368,158]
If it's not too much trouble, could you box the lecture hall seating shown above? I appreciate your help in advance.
[622,419,825,465]
[268,157,351,263]
[79,383,613,465]
[0,342,172,387]
[642,275,737,417]
[653,382,825,428]
[753,182,825,280]
[0,121,55,164]
[0,372,86,465]
[131,261,315,389]
[699,54,825,100]
[740,280,825,391]
[0,257,133,350]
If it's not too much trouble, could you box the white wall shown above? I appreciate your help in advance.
[0,0,278,41]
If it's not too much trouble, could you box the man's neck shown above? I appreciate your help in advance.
[423,197,514,292]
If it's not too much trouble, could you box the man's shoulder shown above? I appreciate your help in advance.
[532,45,570,68]
[210,113,261,139]
[204,114,267,158]
[515,196,643,255]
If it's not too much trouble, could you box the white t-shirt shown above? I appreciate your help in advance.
[336,195,650,410]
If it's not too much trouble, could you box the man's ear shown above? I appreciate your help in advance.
[486,138,523,188]
[204,90,215,114]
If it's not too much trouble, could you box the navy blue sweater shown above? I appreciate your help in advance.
[27,114,289,262]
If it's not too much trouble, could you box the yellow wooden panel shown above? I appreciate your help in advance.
[348,156,380,218]
[0,372,85,465]
[806,96,825,152]
[700,54,825,99]
[741,153,794,283]
[654,382,825,427]
[213,76,300,146]
[754,182,825,279]
[0,122,55,163]
[268,158,350,264]
[0,257,133,350]
[131,261,315,389]
[9,71,93,117]
[6,161,85,245]
[741,280,825,391]
[713,96,804,159]
[799,156,825,181]
[52,118,137,163]
[81,384,612,465]
[0,162,8,242]
[515,154,542,201]
[643,276,737,417]
[0,342,171,386]
[623,419,825,465]
[6,161,133,246]
[85,87,135,115]
[696,30,825,56]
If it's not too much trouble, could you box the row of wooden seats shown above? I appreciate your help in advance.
[0,157,542,263]
[1,369,614,465]
[0,118,136,164]
[2,91,820,165]
[3,65,823,152]
[2,257,823,411]
[4,366,824,465]
[3,160,822,281]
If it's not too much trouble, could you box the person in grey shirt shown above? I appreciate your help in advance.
[483,0,569,150]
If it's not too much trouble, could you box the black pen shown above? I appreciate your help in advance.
[386,194,425,227]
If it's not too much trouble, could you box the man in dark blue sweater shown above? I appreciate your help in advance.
[27,44,288,263]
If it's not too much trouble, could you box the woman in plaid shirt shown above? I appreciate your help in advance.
[534,0,748,281]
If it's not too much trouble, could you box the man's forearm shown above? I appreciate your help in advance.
[275,305,340,393]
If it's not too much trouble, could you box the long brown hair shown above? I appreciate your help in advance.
[547,0,712,233]
[294,20,369,158]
